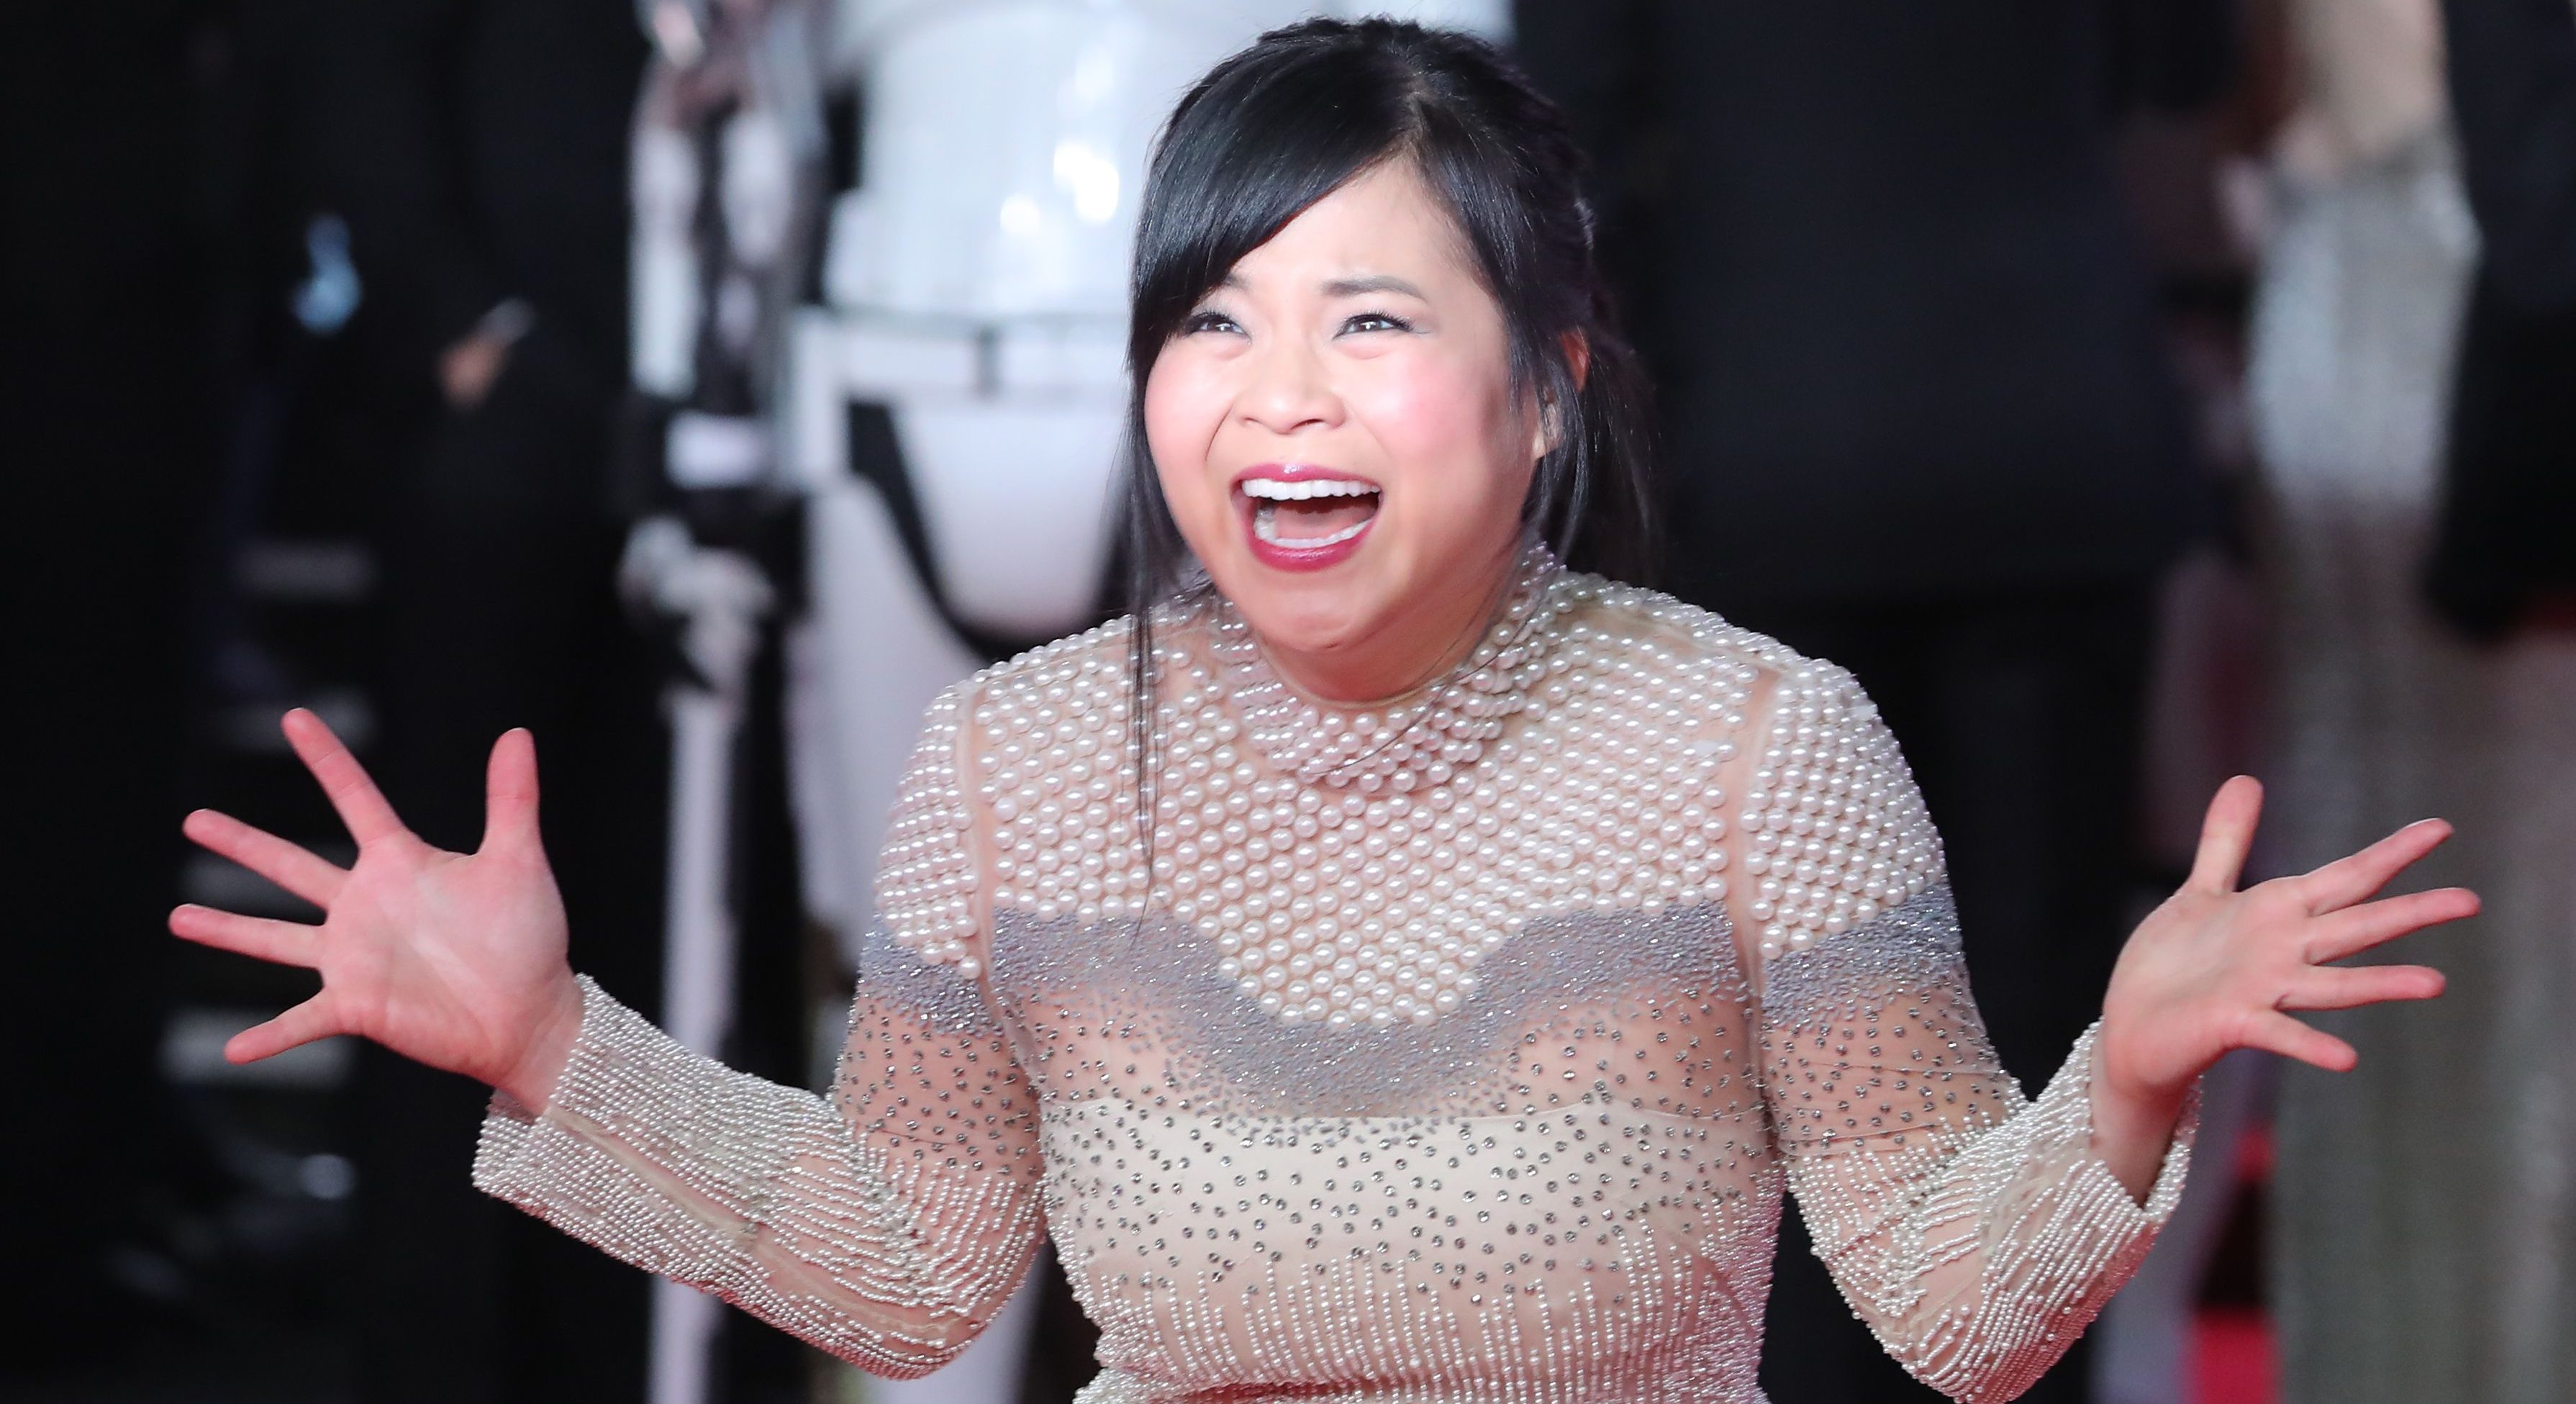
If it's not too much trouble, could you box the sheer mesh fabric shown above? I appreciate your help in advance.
[474,566,2192,1402]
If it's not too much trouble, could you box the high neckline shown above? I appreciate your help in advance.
[1208,538,1569,794]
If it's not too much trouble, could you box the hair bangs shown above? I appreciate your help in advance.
[1128,43,1424,381]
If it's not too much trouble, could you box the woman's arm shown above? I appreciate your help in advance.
[1731,659,2469,1400]
[473,952,1043,1372]
[472,684,1045,1373]
[173,688,1046,1374]
[1732,661,2187,1400]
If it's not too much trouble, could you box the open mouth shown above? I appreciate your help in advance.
[1242,476,1382,549]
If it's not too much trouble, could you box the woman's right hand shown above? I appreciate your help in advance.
[171,708,584,1110]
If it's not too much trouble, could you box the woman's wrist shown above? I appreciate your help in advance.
[496,972,586,1111]
[2087,1031,2190,1205]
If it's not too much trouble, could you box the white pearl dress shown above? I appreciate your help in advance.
[473,545,2195,1403]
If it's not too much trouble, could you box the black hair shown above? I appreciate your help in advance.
[1115,17,1657,838]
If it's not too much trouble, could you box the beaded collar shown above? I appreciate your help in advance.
[1207,538,1569,796]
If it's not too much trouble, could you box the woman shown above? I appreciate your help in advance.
[172,22,2472,1403]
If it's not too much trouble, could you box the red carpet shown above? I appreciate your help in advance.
[2194,1308,2276,1404]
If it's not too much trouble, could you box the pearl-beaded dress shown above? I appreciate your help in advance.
[474,545,2195,1403]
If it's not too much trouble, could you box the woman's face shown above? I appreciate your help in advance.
[1143,158,1544,700]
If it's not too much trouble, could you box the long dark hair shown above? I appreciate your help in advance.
[1116,17,1656,838]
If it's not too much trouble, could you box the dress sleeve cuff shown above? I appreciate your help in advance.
[471,975,807,1293]
[2054,1018,2200,1226]
[1892,1020,2200,1399]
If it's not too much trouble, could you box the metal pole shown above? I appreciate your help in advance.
[624,517,774,1404]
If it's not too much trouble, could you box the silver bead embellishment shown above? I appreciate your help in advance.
[964,548,1777,1027]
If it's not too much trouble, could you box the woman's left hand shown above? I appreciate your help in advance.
[2091,774,2477,1197]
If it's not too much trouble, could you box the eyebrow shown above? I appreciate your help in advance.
[1212,273,1428,299]
[1323,274,1427,299]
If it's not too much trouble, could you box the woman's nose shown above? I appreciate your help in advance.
[1238,336,1341,436]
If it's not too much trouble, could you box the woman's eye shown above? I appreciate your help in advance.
[1341,311,1413,335]
[1182,309,1243,335]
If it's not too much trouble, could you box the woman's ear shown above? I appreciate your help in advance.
[1530,331,1593,460]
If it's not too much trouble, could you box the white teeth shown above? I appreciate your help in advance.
[1253,501,1372,548]
[1241,477,1379,502]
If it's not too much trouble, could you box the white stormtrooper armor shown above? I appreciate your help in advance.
[649,4,1510,1400]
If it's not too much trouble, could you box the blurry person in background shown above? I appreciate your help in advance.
[0,3,208,1365]
[1511,4,2231,1400]
[2266,0,2576,1399]
[307,4,664,1403]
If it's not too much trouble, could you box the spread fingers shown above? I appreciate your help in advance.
[2298,819,2454,913]
[225,992,346,1064]
[2281,963,2446,1013]
[2305,887,2480,964]
[2186,776,2264,895]
[282,708,408,847]
[181,808,347,910]
[170,903,321,969]
[2243,1010,2358,1072]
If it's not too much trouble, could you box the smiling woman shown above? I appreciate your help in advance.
[1144,158,1545,688]
[1119,20,1651,707]
[167,17,2478,1404]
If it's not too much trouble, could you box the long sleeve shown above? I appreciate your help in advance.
[1737,660,2195,1401]
[473,687,1046,1375]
